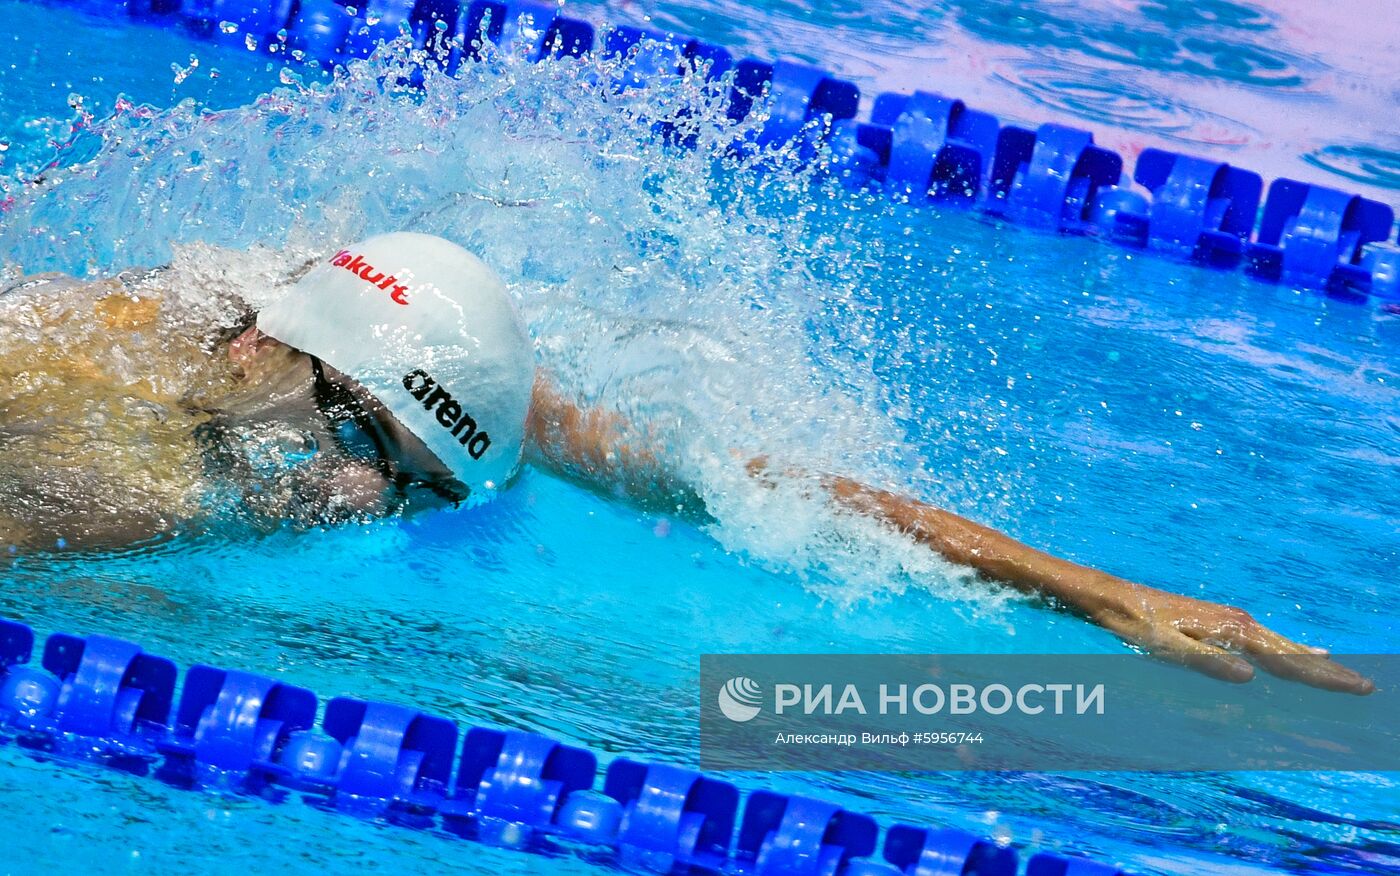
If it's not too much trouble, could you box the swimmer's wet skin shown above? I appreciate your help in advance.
[0,233,1373,696]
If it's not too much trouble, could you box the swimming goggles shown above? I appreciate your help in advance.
[308,356,469,507]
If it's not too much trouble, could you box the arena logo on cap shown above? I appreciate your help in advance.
[330,250,412,305]
[403,369,492,460]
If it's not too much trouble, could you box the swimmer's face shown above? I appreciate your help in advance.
[227,324,286,371]
[225,326,323,417]
[228,326,459,499]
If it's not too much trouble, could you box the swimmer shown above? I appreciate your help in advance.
[0,233,1372,694]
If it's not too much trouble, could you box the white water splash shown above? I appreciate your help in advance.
[0,40,1015,612]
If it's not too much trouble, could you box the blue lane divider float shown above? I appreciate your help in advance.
[601,759,738,870]
[728,59,859,155]
[158,665,316,777]
[448,726,595,837]
[885,825,1020,876]
[735,791,879,875]
[1245,179,1395,292]
[831,91,999,206]
[33,632,177,752]
[986,123,1123,232]
[1129,148,1261,265]
[27,0,1400,305]
[317,697,458,808]
[0,618,1129,875]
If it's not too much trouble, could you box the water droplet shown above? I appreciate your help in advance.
[218,20,238,34]
[245,33,258,51]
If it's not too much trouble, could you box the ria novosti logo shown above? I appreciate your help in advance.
[717,677,763,723]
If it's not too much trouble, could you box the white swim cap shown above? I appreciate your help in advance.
[256,232,533,502]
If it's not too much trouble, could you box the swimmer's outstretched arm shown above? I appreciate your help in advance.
[527,377,1373,695]
[809,467,1373,695]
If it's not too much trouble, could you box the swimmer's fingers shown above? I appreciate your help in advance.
[1094,610,1255,684]
[1140,598,1376,695]
[1176,612,1376,695]
[1253,651,1375,695]
[1093,596,1374,693]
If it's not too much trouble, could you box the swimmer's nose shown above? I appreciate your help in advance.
[228,326,276,368]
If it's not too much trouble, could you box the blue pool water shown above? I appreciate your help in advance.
[1,0,1398,874]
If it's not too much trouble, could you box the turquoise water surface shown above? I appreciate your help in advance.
[1,1,1397,874]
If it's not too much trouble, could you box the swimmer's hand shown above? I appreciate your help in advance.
[815,469,1376,696]
[1055,574,1374,695]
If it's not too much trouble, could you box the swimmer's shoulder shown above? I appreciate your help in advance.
[1,269,173,335]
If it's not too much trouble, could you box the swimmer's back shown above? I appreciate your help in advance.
[0,269,246,549]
